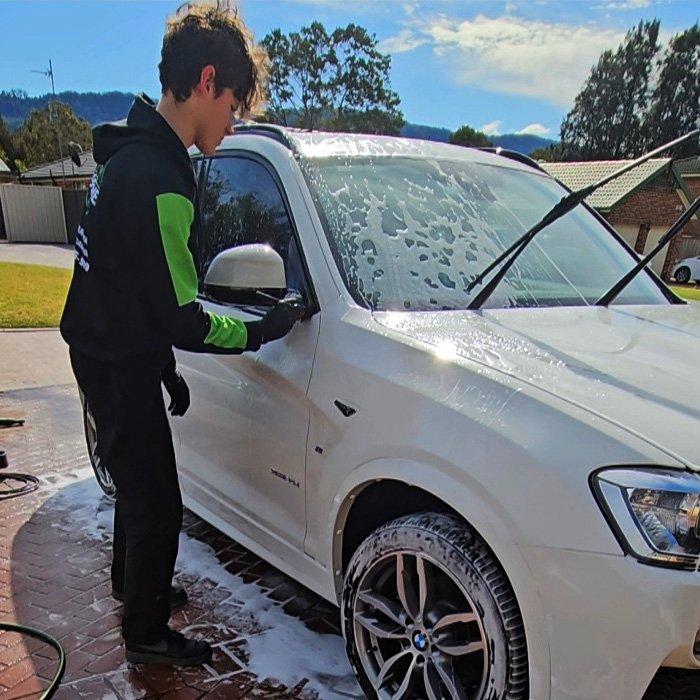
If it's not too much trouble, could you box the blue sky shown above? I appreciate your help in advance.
[0,1,697,137]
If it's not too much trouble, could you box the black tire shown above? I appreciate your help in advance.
[342,512,528,700]
[675,266,691,284]
[642,669,700,699]
[79,392,117,498]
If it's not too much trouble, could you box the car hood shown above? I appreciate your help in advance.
[374,303,700,468]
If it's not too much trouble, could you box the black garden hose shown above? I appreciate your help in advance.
[0,622,66,699]
[0,447,40,500]
[0,450,39,500]
[0,471,40,500]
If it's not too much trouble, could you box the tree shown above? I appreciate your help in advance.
[529,144,564,162]
[560,20,660,160]
[644,23,700,157]
[262,21,404,134]
[449,125,492,148]
[263,23,335,130]
[0,115,24,171]
[14,101,92,168]
[0,116,13,165]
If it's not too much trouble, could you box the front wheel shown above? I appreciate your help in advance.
[342,513,528,700]
[79,392,116,498]
[675,266,691,284]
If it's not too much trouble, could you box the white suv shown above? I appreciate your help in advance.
[86,126,700,699]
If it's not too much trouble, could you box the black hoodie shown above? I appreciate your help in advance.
[60,95,262,367]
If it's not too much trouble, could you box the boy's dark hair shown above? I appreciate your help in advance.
[159,1,268,114]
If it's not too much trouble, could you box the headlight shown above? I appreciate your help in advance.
[592,468,700,570]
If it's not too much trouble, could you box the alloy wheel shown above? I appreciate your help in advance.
[353,550,488,699]
[675,267,691,284]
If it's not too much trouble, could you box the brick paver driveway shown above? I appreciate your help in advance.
[0,381,360,699]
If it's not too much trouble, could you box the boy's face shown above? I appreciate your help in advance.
[194,76,240,155]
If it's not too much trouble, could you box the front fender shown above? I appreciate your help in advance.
[328,457,552,700]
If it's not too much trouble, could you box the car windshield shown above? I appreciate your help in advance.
[301,155,670,311]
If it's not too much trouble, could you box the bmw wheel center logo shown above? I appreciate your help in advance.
[413,631,429,651]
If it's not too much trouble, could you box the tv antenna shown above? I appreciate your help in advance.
[31,59,66,181]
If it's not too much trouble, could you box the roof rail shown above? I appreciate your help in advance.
[478,147,545,172]
[231,122,296,151]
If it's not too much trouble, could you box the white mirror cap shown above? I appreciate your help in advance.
[204,244,287,290]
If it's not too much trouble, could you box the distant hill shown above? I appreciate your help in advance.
[0,90,557,155]
[492,133,556,154]
[399,122,556,155]
[400,123,452,142]
[0,90,135,130]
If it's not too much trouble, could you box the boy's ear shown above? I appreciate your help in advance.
[195,65,217,97]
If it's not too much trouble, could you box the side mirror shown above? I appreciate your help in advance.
[204,244,287,305]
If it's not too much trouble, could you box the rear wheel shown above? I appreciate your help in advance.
[80,392,116,498]
[675,266,691,284]
[342,512,528,700]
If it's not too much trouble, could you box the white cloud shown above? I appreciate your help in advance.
[481,120,502,136]
[605,0,650,8]
[378,29,427,54]
[516,123,551,136]
[412,14,624,107]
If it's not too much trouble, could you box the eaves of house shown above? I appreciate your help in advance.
[676,156,700,177]
[539,158,691,213]
[18,151,97,185]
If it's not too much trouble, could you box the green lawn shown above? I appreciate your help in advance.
[670,285,700,302]
[0,262,72,328]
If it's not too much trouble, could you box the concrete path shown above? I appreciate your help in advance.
[0,241,74,269]
[0,329,73,392]
[0,241,74,391]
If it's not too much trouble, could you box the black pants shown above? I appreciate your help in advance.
[70,348,182,645]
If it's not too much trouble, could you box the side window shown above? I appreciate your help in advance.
[197,156,303,295]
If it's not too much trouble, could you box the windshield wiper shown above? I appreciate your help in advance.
[596,195,700,306]
[466,129,700,310]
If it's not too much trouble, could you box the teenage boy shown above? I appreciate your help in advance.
[61,2,301,666]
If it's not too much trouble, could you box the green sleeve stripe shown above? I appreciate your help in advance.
[204,312,249,349]
[156,193,197,307]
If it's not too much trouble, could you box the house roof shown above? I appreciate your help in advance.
[20,151,97,182]
[540,158,674,211]
[676,156,700,176]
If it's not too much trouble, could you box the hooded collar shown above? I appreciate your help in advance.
[93,94,191,169]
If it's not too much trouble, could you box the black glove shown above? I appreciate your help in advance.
[161,361,190,417]
[259,294,305,344]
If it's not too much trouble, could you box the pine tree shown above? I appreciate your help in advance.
[644,23,700,157]
[560,20,660,160]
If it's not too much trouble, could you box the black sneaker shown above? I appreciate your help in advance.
[126,628,212,666]
[112,586,189,611]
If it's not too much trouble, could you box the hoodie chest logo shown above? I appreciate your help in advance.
[85,165,105,213]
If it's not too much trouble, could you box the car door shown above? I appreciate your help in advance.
[174,153,320,550]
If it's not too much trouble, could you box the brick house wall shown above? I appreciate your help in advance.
[604,172,700,280]
[606,172,685,228]
[683,178,700,199]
